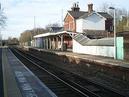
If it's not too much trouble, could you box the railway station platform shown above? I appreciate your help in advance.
[54,50,129,68]
[27,47,129,69]
[2,47,57,97]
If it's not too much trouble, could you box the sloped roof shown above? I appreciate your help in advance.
[83,30,110,39]
[68,11,86,19]
[79,11,113,19]
[83,30,108,36]
[73,33,114,46]
[98,12,113,19]
[34,31,73,38]
[83,37,114,46]
[79,12,89,19]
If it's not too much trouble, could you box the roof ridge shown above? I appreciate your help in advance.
[78,11,113,19]
[68,10,87,12]
[67,11,87,19]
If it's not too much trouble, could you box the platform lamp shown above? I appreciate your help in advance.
[109,7,116,59]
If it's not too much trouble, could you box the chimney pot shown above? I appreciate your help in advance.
[88,3,93,13]
[71,2,80,12]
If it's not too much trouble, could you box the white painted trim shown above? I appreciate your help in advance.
[34,31,73,38]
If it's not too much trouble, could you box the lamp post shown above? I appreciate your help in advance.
[109,7,116,59]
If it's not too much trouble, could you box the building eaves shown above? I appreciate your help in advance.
[34,31,73,38]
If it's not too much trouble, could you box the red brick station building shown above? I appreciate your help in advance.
[34,3,113,51]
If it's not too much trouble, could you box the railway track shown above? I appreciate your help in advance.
[10,47,127,97]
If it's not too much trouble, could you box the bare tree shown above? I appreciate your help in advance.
[19,30,31,43]
[31,28,47,36]
[99,2,129,32]
[99,2,110,12]
[99,2,127,18]
[0,3,7,28]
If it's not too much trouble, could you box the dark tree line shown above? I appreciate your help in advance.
[7,37,19,45]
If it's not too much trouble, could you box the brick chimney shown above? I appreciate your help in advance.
[88,3,93,13]
[71,2,80,12]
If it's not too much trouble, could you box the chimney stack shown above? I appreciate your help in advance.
[71,2,80,12]
[88,3,93,13]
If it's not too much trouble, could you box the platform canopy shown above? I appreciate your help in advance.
[34,31,74,38]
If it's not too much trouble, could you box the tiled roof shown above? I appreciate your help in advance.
[79,12,89,19]
[68,10,112,20]
[68,11,86,19]
[83,30,110,39]
[83,37,114,46]
[79,11,113,19]
[98,12,113,19]
[83,30,108,35]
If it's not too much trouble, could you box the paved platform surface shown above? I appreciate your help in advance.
[2,47,57,97]
[0,48,4,97]
[54,51,129,68]
[31,47,129,69]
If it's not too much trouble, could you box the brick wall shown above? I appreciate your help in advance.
[64,14,76,32]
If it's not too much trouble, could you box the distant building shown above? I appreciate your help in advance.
[47,27,63,33]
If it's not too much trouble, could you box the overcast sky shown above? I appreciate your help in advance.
[0,0,129,39]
